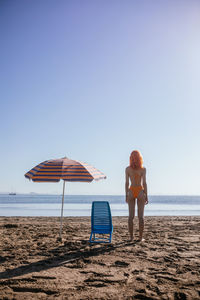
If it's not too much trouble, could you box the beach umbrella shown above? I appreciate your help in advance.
[24,157,106,240]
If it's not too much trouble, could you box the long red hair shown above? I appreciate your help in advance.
[130,150,143,169]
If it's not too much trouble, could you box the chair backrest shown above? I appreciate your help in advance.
[91,201,112,233]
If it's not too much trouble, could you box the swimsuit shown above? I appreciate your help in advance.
[130,172,143,198]
[130,185,143,198]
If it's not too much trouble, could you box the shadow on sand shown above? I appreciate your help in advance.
[0,240,137,280]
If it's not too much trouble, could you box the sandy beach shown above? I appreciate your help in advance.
[0,216,200,299]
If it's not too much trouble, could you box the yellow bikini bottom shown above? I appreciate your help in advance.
[130,185,143,198]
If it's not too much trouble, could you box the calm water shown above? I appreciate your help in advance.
[0,194,200,217]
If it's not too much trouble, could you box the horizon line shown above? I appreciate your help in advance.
[0,193,200,197]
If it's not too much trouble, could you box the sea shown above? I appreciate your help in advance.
[0,194,200,217]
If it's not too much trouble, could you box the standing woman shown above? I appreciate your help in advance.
[125,150,148,241]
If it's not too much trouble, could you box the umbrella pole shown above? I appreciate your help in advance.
[59,180,66,240]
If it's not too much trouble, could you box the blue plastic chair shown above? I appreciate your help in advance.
[89,201,113,243]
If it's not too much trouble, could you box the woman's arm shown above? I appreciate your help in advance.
[125,167,129,203]
[142,168,148,204]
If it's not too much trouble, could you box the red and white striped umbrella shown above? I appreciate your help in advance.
[25,157,106,240]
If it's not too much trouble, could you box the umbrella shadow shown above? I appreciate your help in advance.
[0,240,136,280]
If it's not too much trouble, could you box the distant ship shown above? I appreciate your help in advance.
[9,192,16,195]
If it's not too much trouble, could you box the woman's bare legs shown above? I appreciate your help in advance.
[137,191,145,241]
[128,192,135,241]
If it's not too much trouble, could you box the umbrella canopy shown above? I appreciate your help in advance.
[25,157,106,182]
[25,157,106,240]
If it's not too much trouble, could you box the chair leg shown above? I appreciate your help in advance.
[109,232,112,243]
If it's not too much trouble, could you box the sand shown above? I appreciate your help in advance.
[0,216,200,300]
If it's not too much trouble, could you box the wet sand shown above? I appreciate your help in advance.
[0,216,200,299]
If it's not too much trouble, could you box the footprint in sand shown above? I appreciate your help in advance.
[174,291,187,300]
[11,286,57,295]
[3,224,18,228]
[84,276,126,287]
[80,271,113,278]
[135,276,146,283]
[134,294,156,300]
[155,274,179,282]
[114,260,129,267]
[163,256,174,262]
[97,261,106,266]
[132,269,140,274]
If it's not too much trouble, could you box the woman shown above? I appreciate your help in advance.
[125,150,148,241]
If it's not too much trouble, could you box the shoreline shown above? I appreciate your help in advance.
[0,216,200,299]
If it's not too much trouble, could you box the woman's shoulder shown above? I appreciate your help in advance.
[126,166,131,171]
[125,166,133,174]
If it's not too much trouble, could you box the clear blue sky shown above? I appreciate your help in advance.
[1,0,200,195]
